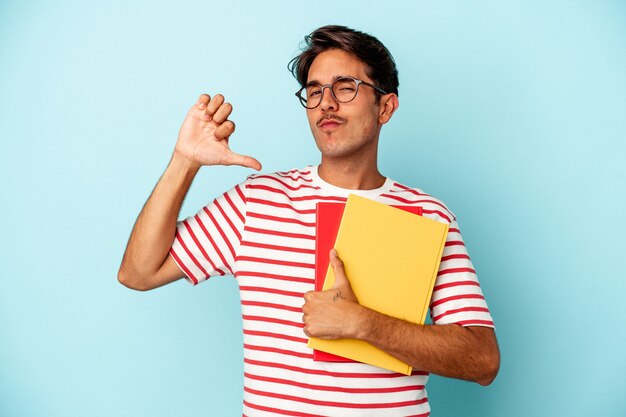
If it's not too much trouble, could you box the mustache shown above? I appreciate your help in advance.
[316,114,346,127]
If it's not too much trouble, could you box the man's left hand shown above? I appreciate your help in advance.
[302,249,365,340]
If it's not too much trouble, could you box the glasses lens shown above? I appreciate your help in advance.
[302,84,322,109]
[332,78,358,103]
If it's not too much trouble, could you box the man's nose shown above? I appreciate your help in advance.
[320,85,338,112]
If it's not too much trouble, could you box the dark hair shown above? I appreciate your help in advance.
[288,25,399,98]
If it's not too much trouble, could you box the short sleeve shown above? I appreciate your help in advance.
[430,218,495,328]
[169,181,248,285]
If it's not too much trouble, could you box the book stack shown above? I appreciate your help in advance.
[308,194,449,375]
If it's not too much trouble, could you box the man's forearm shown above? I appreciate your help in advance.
[303,252,500,385]
[355,306,500,385]
[118,94,260,290]
[118,152,199,288]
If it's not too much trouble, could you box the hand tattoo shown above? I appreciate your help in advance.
[332,290,345,303]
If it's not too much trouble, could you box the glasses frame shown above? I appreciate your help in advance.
[295,76,388,109]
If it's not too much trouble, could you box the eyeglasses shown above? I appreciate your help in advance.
[295,76,387,109]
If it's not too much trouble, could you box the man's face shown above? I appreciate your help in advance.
[305,49,382,161]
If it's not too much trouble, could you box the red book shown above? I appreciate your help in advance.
[313,202,423,362]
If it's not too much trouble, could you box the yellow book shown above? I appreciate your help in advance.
[307,194,449,375]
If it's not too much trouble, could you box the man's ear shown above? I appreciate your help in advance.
[378,94,399,125]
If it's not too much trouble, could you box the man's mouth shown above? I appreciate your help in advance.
[317,117,345,131]
[320,121,340,130]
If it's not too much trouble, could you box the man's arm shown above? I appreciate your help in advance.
[302,250,500,385]
[117,93,261,291]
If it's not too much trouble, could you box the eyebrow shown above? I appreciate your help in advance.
[305,75,354,88]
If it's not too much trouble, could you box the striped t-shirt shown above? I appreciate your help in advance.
[170,165,494,417]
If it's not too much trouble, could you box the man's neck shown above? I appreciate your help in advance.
[317,158,386,190]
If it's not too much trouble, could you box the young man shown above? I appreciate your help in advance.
[118,25,499,417]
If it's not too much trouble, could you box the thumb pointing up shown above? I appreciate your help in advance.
[329,249,358,303]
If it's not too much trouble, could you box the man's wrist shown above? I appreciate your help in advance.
[350,304,376,340]
[170,149,202,174]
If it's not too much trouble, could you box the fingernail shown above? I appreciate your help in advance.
[199,102,206,109]
[331,249,337,257]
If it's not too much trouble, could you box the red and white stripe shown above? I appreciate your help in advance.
[170,166,494,416]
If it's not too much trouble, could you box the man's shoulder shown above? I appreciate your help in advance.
[383,180,456,224]
[241,166,319,192]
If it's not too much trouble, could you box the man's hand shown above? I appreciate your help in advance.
[302,249,365,340]
[174,93,262,171]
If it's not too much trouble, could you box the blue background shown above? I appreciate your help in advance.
[1,1,625,416]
